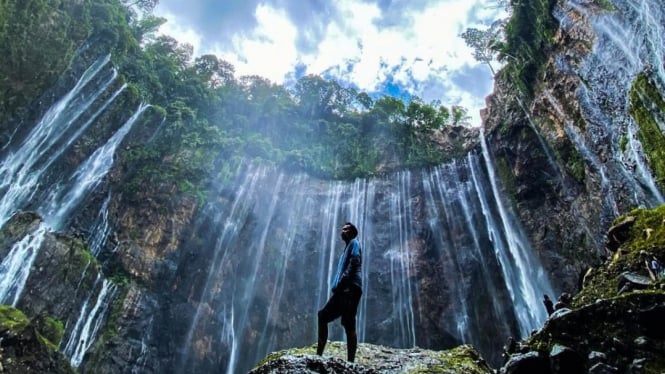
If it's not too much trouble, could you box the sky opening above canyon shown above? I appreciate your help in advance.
[155,0,507,126]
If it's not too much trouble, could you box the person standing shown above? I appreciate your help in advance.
[542,294,554,316]
[317,222,363,362]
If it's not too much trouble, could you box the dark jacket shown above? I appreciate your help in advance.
[330,238,362,292]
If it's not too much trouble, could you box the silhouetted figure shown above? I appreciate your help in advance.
[542,294,554,316]
[317,222,363,362]
[554,292,571,310]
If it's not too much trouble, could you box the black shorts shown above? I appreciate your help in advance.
[318,286,362,330]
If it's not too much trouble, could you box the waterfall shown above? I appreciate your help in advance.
[558,0,665,207]
[0,56,146,369]
[479,129,555,337]
[38,102,148,230]
[88,193,113,256]
[0,225,47,306]
[178,156,555,373]
[62,277,118,367]
[131,316,154,374]
[0,55,120,228]
[386,171,417,347]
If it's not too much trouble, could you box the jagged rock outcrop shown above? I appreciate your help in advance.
[250,342,492,374]
[497,205,665,373]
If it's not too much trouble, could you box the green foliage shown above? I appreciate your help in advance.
[629,73,665,191]
[498,0,559,99]
[494,155,518,206]
[35,315,65,350]
[573,205,665,307]
[594,0,616,11]
[2,0,472,204]
[566,147,586,183]
[0,305,30,333]
[460,19,505,75]
[619,134,629,153]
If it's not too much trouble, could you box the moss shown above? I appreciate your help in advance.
[572,205,665,307]
[629,73,665,191]
[622,205,665,252]
[594,0,616,12]
[566,146,586,183]
[411,345,492,374]
[29,313,67,351]
[254,343,317,368]
[253,342,493,373]
[495,154,518,207]
[0,304,30,333]
[499,0,559,100]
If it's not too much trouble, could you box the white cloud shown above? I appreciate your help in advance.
[154,9,203,52]
[155,0,505,126]
[223,5,299,82]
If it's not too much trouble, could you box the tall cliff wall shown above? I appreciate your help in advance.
[482,0,665,295]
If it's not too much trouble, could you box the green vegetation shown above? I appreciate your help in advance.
[253,342,493,373]
[463,0,558,100]
[500,0,559,98]
[494,154,518,206]
[573,205,665,307]
[594,0,616,12]
[35,315,66,350]
[566,146,586,183]
[513,205,665,374]
[629,73,665,191]
[0,0,479,208]
[0,304,30,333]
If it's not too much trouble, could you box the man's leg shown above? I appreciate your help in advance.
[341,287,362,362]
[317,293,343,356]
[345,327,357,362]
[316,312,328,355]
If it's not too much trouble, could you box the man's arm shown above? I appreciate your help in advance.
[339,241,361,289]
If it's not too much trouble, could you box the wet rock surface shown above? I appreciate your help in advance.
[250,342,493,374]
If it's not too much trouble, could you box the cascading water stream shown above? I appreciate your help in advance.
[0,55,146,369]
[223,172,286,374]
[180,152,555,373]
[543,89,621,217]
[0,225,47,306]
[558,0,665,207]
[0,101,145,315]
[479,129,555,337]
[38,102,148,230]
[88,193,114,256]
[386,171,418,347]
[62,277,118,368]
[0,55,119,228]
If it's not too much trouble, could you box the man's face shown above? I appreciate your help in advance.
[341,225,352,241]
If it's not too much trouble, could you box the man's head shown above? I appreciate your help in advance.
[341,222,358,242]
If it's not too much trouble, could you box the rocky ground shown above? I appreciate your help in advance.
[249,342,492,374]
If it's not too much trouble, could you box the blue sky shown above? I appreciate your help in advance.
[154,0,505,126]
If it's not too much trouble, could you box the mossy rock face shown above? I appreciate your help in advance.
[0,305,75,374]
[0,304,30,333]
[251,342,493,374]
[501,205,665,374]
[574,205,665,306]
[629,73,665,191]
